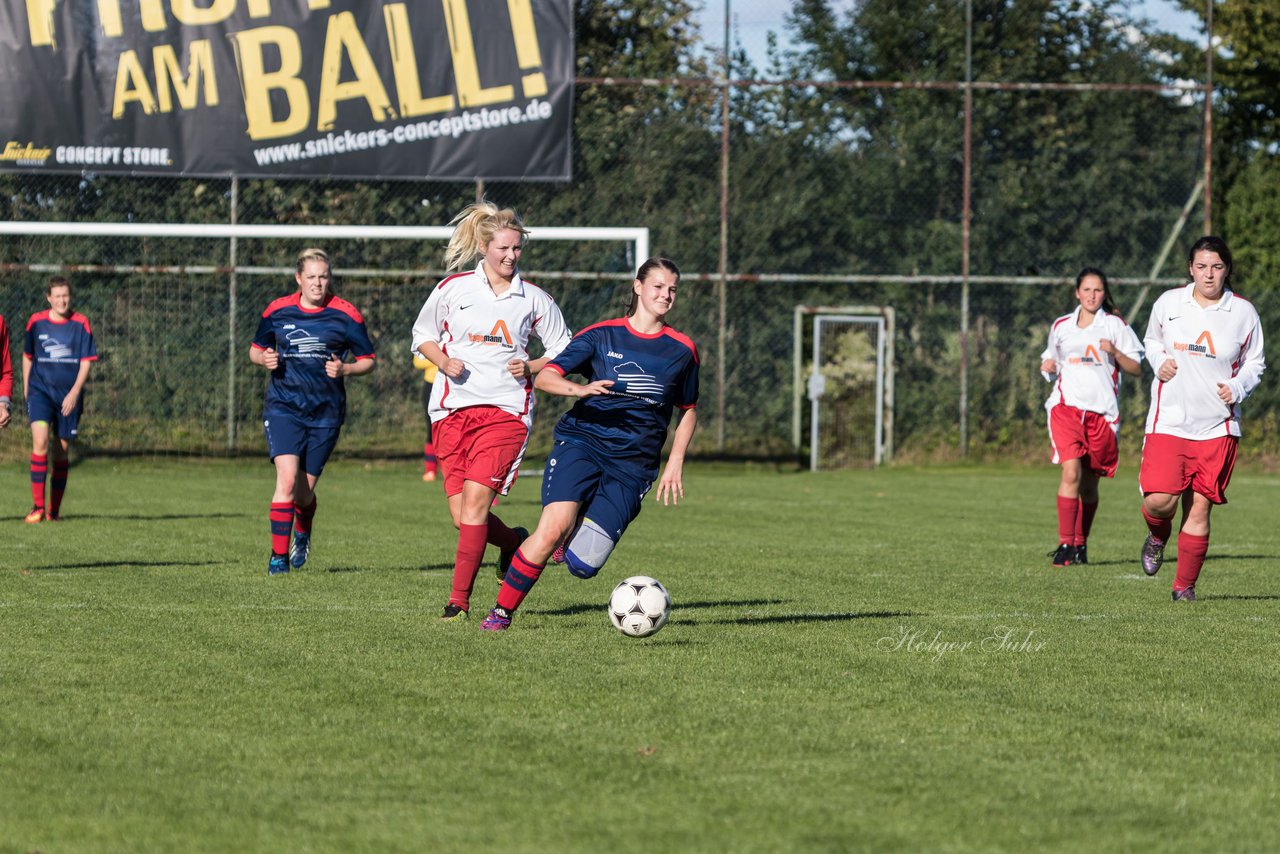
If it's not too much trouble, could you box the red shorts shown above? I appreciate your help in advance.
[1139,432,1238,504]
[1048,404,1119,478]
[434,406,529,497]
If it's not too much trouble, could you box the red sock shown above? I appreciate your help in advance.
[1056,496,1079,544]
[1174,532,1209,592]
[423,442,437,475]
[294,497,317,534]
[496,549,546,614]
[1080,500,1098,543]
[449,523,489,610]
[487,514,520,551]
[269,502,293,555]
[1142,507,1173,543]
[49,461,69,518]
[30,454,48,509]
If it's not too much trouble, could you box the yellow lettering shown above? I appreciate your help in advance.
[383,3,454,118]
[231,25,309,140]
[112,50,158,119]
[170,0,235,26]
[442,0,513,107]
[506,0,546,98]
[26,0,57,47]
[316,11,395,132]
[139,0,167,31]
[97,0,123,37]
[154,41,218,112]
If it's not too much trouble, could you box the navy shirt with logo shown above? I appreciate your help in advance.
[24,310,98,401]
[252,292,375,427]
[547,318,699,480]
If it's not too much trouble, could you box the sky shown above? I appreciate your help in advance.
[698,0,1206,69]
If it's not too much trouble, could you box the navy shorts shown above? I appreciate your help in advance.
[542,440,652,541]
[264,414,341,477]
[26,387,82,440]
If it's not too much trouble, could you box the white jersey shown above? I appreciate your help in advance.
[1143,284,1265,439]
[1041,307,1143,422]
[411,264,571,428]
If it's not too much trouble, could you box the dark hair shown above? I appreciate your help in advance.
[1075,266,1118,316]
[46,275,70,294]
[1188,235,1234,293]
[625,257,681,317]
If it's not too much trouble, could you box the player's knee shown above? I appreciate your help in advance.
[564,518,616,579]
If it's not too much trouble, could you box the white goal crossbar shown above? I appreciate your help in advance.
[0,222,650,264]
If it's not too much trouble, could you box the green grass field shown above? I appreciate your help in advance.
[2,458,1279,852]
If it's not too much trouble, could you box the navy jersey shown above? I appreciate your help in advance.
[24,310,98,401]
[547,318,699,478]
[252,292,375,427]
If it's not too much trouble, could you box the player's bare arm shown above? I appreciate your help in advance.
[250,345,279,371]
[1099,340,1142,377]
[655,408,698,506]
[534,370,613,398]
[61,360,91,416]
[417,340,464,378]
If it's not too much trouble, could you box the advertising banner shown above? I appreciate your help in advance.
[0,0,573,180]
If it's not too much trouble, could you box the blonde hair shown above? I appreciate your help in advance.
[443,201,529,271]
[295,247,330,274]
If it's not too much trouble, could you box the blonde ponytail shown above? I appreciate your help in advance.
[443,201,529,271]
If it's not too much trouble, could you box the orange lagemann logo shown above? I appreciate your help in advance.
[468,319,513,346]
[2,141,53,166]
[1068,345,1103,365]
[1173,331,1217,358]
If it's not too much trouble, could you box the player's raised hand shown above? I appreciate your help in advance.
[261,347,279,370]
[1157,358,1178,382]
[325,353,346,378]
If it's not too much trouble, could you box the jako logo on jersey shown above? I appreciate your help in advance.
[468,319,513,346]
[1174,331,1217,358]
[607,351,624,359]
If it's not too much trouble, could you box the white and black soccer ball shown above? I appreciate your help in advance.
[608,576,671,638]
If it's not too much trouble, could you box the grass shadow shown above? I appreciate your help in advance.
[25,560,222,570]
[697,610,920,626]
[536,597,789,618]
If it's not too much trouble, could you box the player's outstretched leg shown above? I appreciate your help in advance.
[291,497,316,568]
[269,502,293,576]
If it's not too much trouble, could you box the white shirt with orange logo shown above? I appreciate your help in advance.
[1041,307,1143,423]
[411,264,572,428]
[1143,284,1265,439]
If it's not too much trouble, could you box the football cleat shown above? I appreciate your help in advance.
[440,604,469,622]
[551,541,567,565]
[1171,587,1196,603]
[268,554,289,576]
[1073,544,1088,565]
[1141,534,1165,577]
[480,607,513,632]
[289,530,311,568]
[24,506,44,524]
[1050,543,1074,567]
[496,526,529,581]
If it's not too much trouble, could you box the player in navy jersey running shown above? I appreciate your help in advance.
[1039,268,1143,566]
[0,311,12,430]
[23,276,97,523]
[412,201,572,622]
[250,248,376,576]
[1138,236,1265,601]
[480,257,699,632]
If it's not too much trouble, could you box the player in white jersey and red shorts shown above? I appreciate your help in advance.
[411,201,572,622]
[1041,268,1143,566]
[1138,236,1265,601]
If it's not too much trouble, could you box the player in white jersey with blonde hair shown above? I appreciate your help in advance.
[1138,236,1265,601]
[1040,267,1143,567]
[411,200,572,622]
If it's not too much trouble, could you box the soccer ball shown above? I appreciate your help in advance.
[608,576,671,638]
